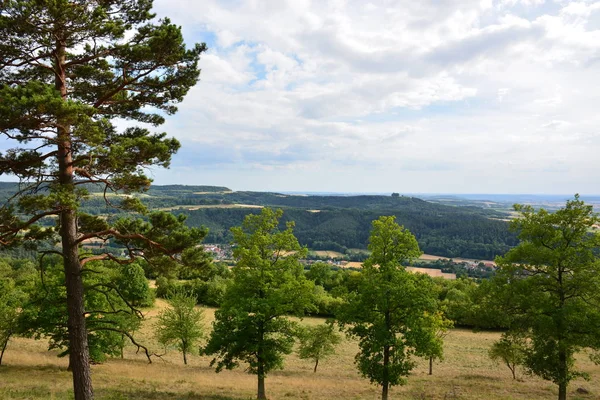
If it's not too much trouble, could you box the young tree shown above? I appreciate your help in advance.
[337,216,440,400]
[488,331,527,380]
[494,195,600,400]
[0,2,206,398]
[155,292,204,365]
[416,310,453,376]
[203,208,315,400]
[297,322,342,373]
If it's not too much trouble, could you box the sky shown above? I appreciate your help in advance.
[37,1,600,193]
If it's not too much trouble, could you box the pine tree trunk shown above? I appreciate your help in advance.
[314,358,319,373]
[55,35,94,400]
[183,350,188,365]
[63,210,93,400]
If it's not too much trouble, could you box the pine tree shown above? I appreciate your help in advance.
[0,2,206,398]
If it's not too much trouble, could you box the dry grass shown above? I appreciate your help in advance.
[405,267,456,280]
[1,305,599,400]
[310,250,345,259]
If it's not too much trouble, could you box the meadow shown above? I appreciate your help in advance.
[1,301,598,400]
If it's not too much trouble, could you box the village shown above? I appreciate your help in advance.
[201,244,499,280]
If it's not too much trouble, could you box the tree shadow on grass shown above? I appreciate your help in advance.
[456,373,500,382]
[0,363,69,373]
[96,388,246,400]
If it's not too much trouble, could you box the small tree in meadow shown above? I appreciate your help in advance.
[297,322,342,373]
[488,331,527,380]
[155,292,204,365]
[417,311,453,376]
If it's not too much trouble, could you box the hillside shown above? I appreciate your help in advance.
[0,183,518,260]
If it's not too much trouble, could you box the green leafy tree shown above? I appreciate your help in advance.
[0,1,206,398]
[306,262,333,287]
[416,310,453,375]
[115,261,154,307]
[494,195,600,400]
[0,289,19,365]
[488,331,527,380]
[155,291,204,365]
[297,322,342,373]
[19,256,153,365]
[337,216,439,400]
[203,208,315,400]
[0,258,36,365]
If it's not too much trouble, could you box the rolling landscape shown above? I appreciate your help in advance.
[2,1,600,400]
[1,183,598,399]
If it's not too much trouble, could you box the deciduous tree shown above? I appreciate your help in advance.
[0,258,36,365]
[19,256,155,365]
[297,322,341,373]
[0,1,206,398]
[416,310,453,376]
[203,208,314,400]
[488,331,527,380]
[494,195,600,400]
[337,216,440,400]
[155,291,204,365]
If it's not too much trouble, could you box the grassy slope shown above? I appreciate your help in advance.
[1,302,598,400]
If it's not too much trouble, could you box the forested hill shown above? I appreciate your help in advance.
[0,182,518,260]
[174,202,516,260]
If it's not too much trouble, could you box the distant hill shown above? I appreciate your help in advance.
[0,182,518,260]
[173,200,517,260]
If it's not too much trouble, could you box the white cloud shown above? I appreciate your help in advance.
[149,0,600,194]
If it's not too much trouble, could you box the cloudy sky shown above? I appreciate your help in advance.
[147,0,600,194]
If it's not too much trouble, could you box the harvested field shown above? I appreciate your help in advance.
[311,250,345,258]
[406,266,456,279]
